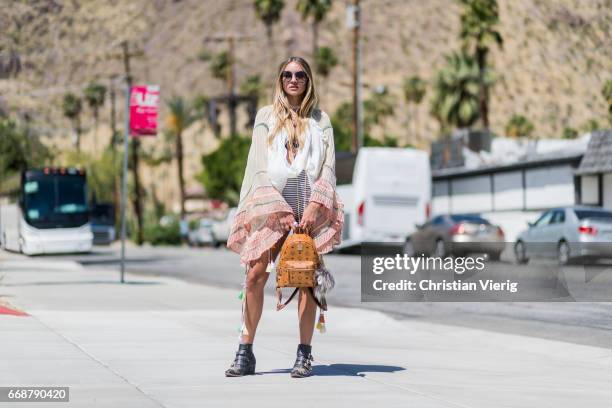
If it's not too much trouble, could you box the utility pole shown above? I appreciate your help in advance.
[203,34,254,137]
[109,75,118,149]
[122,41,144,246]
[109,74,120,247]
[118,40,145,283]
[349,0,363,153]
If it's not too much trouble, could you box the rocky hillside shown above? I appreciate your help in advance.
[1,0,610,208]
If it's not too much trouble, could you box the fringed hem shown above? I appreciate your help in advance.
[309,179,335,209]
[227,186,294,262]
[227,185,345,265]
[314,192,344,254]
[238,228,285,265]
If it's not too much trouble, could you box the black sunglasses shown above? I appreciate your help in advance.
[281,70,308,82]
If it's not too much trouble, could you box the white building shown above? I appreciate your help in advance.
[574,130,612,210]
[431,133,597,241]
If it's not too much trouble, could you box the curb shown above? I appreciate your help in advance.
[0,259,82,272]
[0,303,29,316]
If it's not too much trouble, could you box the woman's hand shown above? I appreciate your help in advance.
[277,212,296,233]
[299,202,323,232]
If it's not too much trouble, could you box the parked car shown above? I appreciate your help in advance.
[211,207,238,247]
[404,214,505,260]
[90,203,116,245]
[188,218,215,247]
[514,206,612,265]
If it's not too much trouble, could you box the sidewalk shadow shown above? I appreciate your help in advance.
[258,363,405,377]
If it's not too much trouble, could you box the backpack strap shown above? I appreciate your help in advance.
[276,287,327,311]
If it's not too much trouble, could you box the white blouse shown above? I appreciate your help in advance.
[267,116,326,192]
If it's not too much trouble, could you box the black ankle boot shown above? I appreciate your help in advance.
[291,344,313,378]
[225,343,256,377]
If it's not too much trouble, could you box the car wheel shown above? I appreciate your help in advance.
[557,241,571,266]
[514,241,529,264]
[434,239,446,258]
[211,235,220,248]
[403,239,416,256]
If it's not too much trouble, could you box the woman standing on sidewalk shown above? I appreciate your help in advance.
[225,56,344,378]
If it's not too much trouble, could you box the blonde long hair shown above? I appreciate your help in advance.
[268,56,319,148]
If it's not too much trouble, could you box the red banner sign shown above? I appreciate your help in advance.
[129,85,159,136]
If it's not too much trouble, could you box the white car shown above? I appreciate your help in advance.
[212,208,238,247]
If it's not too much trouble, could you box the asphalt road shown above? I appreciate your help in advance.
[13,243,612,349]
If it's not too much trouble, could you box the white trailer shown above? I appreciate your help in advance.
[335,147,431,249]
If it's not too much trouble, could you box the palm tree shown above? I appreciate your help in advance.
[84,81,106,152]
[254,0,285,46]
[240,74,265,101]
[314,46,338,77]
[430,51,482,132]
[459,0,503,129]
[166,96,196,218]
[314,46,338,103]
[505,114,534,138]
[62,92,83,151]
[192,94,210,132]
[363,86,396,135]
[403,76,427,143]
[296,0,333,57]
[210,50,232,84]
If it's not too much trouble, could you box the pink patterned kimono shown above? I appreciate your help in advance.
[227,105,344,266]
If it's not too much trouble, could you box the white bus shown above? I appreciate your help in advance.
[0,168,93,255]
[335,147,431,249]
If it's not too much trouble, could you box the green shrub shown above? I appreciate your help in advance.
[562,127,579,139]
[143,219,181,246]
[127,214,181,246]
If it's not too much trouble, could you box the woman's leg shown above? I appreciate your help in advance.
[297,288,318,345]
[241,231,289,344]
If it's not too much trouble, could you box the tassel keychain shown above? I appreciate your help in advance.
[316,309,326,334]
[237,266,249,340]
[265,248,273,274]
[275,287,283,311]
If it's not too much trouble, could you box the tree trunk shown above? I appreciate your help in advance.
[131,138,144,245]
[229,96,237,137]
[266,24,273,47]
[476,46,489,129]
[74,117,81,152]
[93,110,98,152]
[312,21,319,59]
[176,131,186,218]
[413,104,420,146]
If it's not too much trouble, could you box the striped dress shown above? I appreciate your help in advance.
[281,169,312,223]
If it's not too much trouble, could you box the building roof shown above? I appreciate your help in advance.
[432,133,591,179]
[575,130,612,175]
[432,150,584,179]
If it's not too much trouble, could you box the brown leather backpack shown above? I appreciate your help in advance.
[275,225,326,311]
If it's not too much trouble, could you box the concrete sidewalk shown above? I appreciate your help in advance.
[0,257,611,408]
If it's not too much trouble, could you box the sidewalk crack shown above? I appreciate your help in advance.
[30,314,168,408]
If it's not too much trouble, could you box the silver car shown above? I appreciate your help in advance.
[404,214,506,260]
[515,206,612,265]
[188,219,216,247]
[211,207,237,247]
